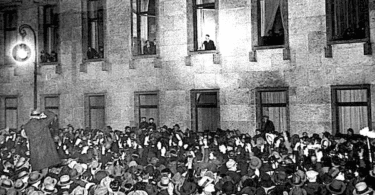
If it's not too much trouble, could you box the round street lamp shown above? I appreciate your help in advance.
[12,43,32,63]
[11,24,38,110]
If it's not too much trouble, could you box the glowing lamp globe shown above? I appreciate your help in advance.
[12,43,32,63]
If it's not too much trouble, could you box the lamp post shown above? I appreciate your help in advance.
[12,24,38,110]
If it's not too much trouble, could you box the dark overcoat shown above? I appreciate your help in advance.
[24,110,61,171]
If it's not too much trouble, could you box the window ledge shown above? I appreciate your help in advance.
[40,62,59,66]
[189,50,218,55]
[328,38,368,45]
[254,45,285,50]
[132,54,159,59]
[83,58,105,63]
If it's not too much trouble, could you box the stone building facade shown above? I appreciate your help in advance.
[0,0,374,135]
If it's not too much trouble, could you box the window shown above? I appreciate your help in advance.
[3,10,17,64]
[82,0,105,60]
[40,5,59,63]
[331,85,371,134]
[256,88,289,132]
[131,0,157,55]
[0,97,18,130]
[134,92,158,126]
[86,95,105,129]
[193,0,217,51]
[251,0,288,47]
[44,96,59,116]
[191,90,220,131]
[326,0,369,42]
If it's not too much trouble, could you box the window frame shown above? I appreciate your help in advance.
[255,87,290,131]
[41,94,60,115]
[134,91,159,127]
[85,93,106,129]
[187,0,219,52]
[331,85,372,134]
[325,0,370,45]
[39,4,60,64]
[190,89,220,132]
[251,0,289,50]
[1,96,18,130]
[131,0,159,56]
[2,9,18,65]
[81,0,106,61]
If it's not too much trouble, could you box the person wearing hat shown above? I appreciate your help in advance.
[225,159,241,184]
[14,178,28,192]
[157,176,173,195]
[304,170,324,195]
[24,110,61,171]
[28,171,43,188]
[287,176,307,195]
[326,179,346,195]
[353,182,374,195]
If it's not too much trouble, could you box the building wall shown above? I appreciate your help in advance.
[0,0,375,135]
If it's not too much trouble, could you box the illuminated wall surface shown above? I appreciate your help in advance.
[1,0,375,135]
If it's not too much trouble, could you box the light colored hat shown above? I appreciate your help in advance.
[14,179,27,191]
[353,182,373,195]
[226,159,237,169]
[157,176,170,189]
[41,183,57,194]
[57,175,73,186]
[128,161,138,167]
[306,170,319,181]
[198,176,214,187]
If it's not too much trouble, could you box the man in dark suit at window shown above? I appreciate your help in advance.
[261,115,275,134]
[201,34,216,50]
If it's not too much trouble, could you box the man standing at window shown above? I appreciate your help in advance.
[201,34,216,50]
[260,115,275,134]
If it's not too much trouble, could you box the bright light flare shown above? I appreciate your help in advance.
[17,47,28,59]
[11,42,32,63]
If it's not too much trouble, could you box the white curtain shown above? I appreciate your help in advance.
[261,0,286,36]
[337,89,368,133]
[261,91,287,132]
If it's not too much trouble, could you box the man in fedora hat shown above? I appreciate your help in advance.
[24,110,61,171]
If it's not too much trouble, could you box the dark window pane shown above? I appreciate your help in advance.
[258,0,284,46]
[197,93,217,105]
[331,0,368,40]
[89,96,105,107]
[132,0,157,55]
[4,11,17,29]
[140,94,158,106]
[5,98,17,108]
[140,108,158,124]
[197,107,218,131]
[196,0,215,5]
[45,97,59,108]
[261,91,286,104]
[90,108,105,129]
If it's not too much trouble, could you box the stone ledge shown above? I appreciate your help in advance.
[328,38,368,45]
[132,54,159,59]
[254,45,285,50]
[189,50,218,55]
[80,59,111,72]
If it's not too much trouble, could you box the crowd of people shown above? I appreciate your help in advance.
[1,113,375,195]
